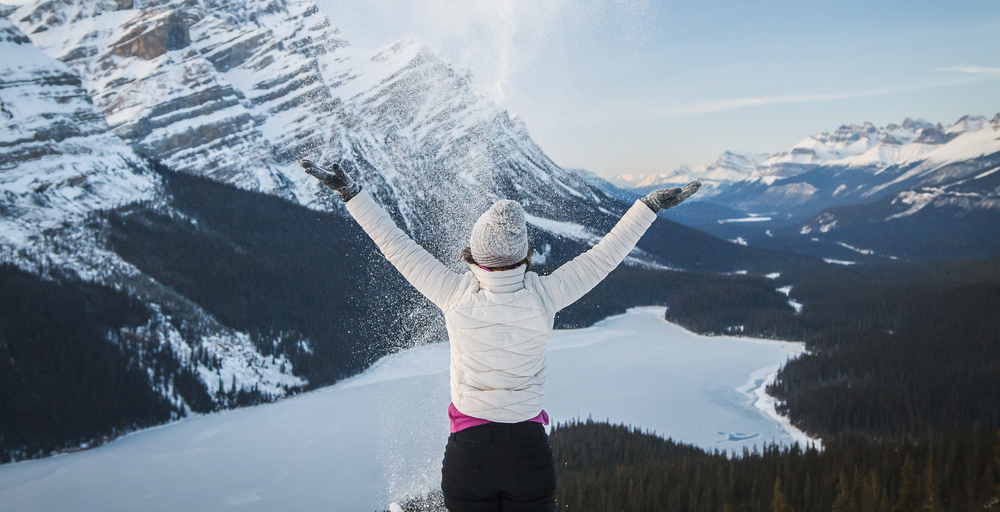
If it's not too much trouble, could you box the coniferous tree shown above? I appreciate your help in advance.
[896,454,917,512]
[773,476,793,512]
[922,452,941,512]
[987,432,1000,512]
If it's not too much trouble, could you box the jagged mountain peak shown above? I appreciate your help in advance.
[945,114,989,135]
[613,150,768,197]
[899,117,936,131]
[10,0,609,259]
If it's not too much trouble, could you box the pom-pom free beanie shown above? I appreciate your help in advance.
[469,199,529,268]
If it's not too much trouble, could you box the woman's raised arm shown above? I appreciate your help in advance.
[302,160,464,310]
[537,182,700,313]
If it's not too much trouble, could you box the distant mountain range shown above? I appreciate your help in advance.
[608,115,1000,261]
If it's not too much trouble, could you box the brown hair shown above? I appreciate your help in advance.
[460,247,532,272]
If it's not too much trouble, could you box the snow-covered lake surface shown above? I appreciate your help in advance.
[0,307,812,512]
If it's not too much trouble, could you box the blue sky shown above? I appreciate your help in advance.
[317,0,1000,180]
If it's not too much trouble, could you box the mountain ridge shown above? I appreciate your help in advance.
[614,114,1000,196]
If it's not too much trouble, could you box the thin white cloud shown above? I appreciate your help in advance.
[549,76,999,129]
[661,91,881,116]
[657,77,999,117]
[937,65,1000,74]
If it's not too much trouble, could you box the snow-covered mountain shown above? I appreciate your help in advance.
[717,115,1000,215]
[0,0,625,411]
[3,0,781,460]
[614,150,768,198]
[616,116,1000,205]
[0,16,306,419]
[6,0,626,261]
[608,115,1000,260]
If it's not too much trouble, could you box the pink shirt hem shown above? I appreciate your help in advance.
[448,403,549,433]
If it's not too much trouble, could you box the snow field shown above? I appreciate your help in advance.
[0,307,811,512]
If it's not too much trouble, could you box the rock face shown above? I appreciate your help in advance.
[111,10,190,60]
[9,0,617,264]
[0,16,157,247]
[0,16,304,424]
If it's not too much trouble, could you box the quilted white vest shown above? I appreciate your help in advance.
[346,191,657,423]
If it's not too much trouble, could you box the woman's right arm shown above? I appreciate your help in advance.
[302,160,464,310]
[345,191,465,310]
[536,200,657,313]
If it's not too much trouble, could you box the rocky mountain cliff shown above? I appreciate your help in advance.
[7,0,628,262]
[0,13,306,412]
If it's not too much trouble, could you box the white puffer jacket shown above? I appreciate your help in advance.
[346,191,658,423]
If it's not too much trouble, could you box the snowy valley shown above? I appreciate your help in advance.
[1,0,797,462]
[2,1,1000,510]
[0,308,810,511]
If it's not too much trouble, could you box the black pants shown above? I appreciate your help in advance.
[441,421,556,512]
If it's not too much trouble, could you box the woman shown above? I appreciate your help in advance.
[301,159,699,512]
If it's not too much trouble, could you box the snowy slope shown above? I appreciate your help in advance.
[0,308,811,512]
[8,0,618,263]
[0,16,304,414]
[0,16,156,254]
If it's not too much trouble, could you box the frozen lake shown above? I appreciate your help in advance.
[0,307,812,512]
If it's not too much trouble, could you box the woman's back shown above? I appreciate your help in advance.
[446,265,553,423]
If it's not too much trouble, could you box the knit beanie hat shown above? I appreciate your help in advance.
[469,199,529,268]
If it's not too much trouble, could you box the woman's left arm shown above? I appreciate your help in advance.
[537,182,700,313]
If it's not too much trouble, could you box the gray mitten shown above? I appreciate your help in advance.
[640,181,701,212]
[301,159,361,202]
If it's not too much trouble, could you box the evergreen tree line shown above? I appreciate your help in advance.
[766,257,1000,440]
[0,264,181,463]
[392,420,1000,512]
[549,420,1000,512]
[106,162,439,390]
[552,265,800,337]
